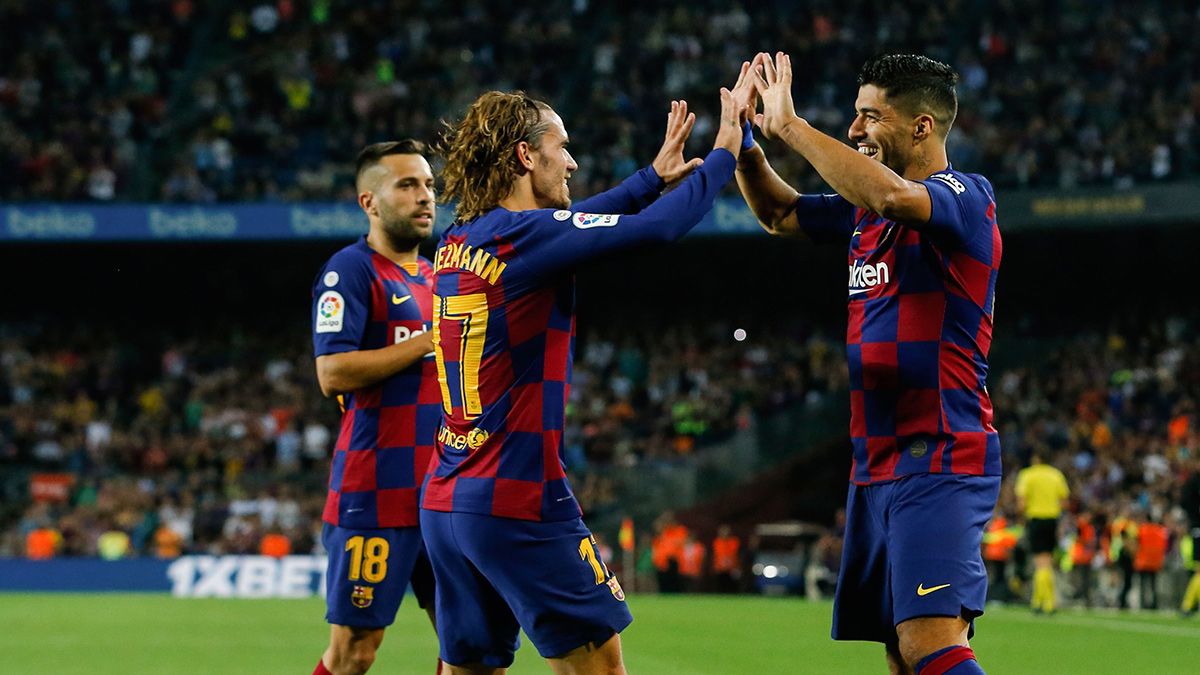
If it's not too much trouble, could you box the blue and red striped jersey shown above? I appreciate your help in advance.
[797,167,1003,485]
[312,237,440,528]
[422,149,736,522]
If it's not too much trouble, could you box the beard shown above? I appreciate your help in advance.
[377,201,429,251]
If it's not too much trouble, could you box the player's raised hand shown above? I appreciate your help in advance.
[750,51,799,140]
[713,86,746,158]
[651,100,705,186]
[730,60,758,122]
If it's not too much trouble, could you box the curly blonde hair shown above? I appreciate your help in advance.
[439,91,553,222]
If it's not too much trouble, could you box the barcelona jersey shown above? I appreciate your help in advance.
[422,149,736,521]
[312,237,441,528]
[796,167,1002,484]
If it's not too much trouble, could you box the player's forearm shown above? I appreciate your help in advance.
[777,118,910,216]
[315,337,433,397]
[636,148,736,241]
[573,166,662,214]
[735,145,800,235]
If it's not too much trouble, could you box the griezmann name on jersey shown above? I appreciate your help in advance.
[797,168,1002,484]
[423,149,737,522]
[312,237,441,529]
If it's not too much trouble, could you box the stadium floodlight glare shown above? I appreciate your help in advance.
[763,565,779,579]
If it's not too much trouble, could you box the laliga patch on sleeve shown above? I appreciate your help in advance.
[553,210,572,221]
[315,291,345,333]
[572,212,620,229]
[323,270,339,287]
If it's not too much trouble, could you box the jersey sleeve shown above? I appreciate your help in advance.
[505,148,736,278]
[793,193,856,243]
[920,171,994,248]
[312,255,373,356]
[571,165,663,214]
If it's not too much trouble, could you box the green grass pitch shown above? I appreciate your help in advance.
[2,593,1197,673]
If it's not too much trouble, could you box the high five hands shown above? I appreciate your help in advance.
[745,51,800,141]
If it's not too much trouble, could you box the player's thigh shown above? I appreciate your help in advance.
[832,482,894,643]
[420,508,521,669]
[547,632,625,675]
[886,474,1000,631]
[323,524,424,629]
[455,513,632,660]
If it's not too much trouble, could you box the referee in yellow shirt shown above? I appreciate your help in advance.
[1015,453,1070,614]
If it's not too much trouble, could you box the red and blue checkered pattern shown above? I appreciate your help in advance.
[312,237,440,528]
[800,168,1002,485]
[422,151,737,521]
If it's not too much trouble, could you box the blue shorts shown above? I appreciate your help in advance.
[420,509,632,667]
[323,524,435,628]
[832,473,1000,644]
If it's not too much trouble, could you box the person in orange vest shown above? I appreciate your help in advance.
[1133,514,1169,610]
[1068,512,1099,608]
[651,513,689,594]
[981,509,1019,603]
[260,530,292,558]
[153,524,184,559]
[26,527,61,560]
[711,525,742,594]
[678,533,706,592]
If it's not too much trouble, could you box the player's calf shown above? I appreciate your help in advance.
[547,633,626,675]
[896,617,983,674]
[319,625,385,675]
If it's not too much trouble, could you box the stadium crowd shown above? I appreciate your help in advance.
[0,320,845,558]
[3,0,1200,202]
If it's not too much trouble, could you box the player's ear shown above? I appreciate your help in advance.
[358,191,375,216]
[913,113,935,142]
[515,141,535,172]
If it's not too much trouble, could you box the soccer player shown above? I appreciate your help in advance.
[1014,453,1069,614]
[311,140,442,675]
[736,53,1002,675]
[420,87,750,674]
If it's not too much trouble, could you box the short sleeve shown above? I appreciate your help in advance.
[312,256,373,356]
[794,193,856,243]
[921,171,993,248]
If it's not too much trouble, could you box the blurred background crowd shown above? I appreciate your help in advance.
[2,0,1199,203]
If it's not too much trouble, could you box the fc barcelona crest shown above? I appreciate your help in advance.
[351,585,374,608]
[606,576,626,601]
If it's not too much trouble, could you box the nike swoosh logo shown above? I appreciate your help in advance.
[852,229,863,237]
[847,288,871,296]
[392,294,411,305]
[917,583,951,596]
[345,508,364,513]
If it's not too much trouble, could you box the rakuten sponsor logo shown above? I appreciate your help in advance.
[848,260,890,296]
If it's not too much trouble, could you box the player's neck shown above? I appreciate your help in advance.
[903,145,950,181]
[498,179,539,212]
[366,230,419,266]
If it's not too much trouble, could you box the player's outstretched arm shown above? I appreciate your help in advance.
[511,89,747,278]
[751,51,934,225]
[314,333,433,397]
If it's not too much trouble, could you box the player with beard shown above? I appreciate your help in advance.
[311,140,444,675]
[735,54,1002,674]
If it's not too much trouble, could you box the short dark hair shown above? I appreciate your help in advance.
[355,139,428,189]
[858,54,959,134]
